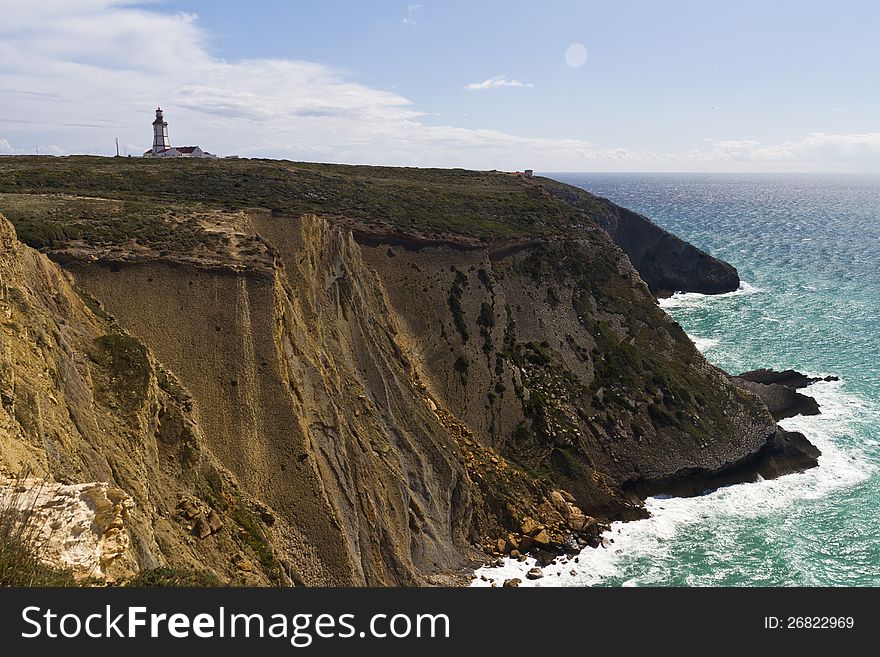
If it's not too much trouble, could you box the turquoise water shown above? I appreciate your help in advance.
[475,173,880,586]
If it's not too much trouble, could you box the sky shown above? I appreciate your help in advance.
[1,0,879,171]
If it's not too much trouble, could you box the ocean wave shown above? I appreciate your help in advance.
[691,336,719,353]
[472,379,875,587]
[658,281,760,309]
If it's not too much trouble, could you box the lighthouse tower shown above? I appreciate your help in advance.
[152,107,170,154]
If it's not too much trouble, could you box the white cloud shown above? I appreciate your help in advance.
[0,1,877,172]
[403,4,421,26]
[465,75,534,91]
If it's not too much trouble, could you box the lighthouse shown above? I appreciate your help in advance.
[143,107,217,158]
[152,107,170,154]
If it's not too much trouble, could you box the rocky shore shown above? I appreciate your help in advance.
[474,368,832,582]
[731,369,839,421]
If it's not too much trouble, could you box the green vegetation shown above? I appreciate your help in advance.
[125,567,223,587]
[0,192,225,254]
[0,157,599,254]
[90,333,151,412]
[231,507,284,585]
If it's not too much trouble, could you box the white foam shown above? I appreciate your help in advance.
[659,281,760,309]
[472,379,875,588]
[691,336,719,353]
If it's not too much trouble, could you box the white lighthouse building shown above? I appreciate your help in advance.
[151,107,170,154]
[143,107,217,159]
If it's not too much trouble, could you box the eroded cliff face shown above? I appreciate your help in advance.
[52,208,817,584]
[66,215,488,585]
[0,213,285,584]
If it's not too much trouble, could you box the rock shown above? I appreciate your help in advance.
[509,549,520,559]
[207,509,224,533]
[517,555,528,562]
[549,490,568,514]
[259,509,276,526]
[0,479,137,582]
[533,529,552,547]
[736,368,838,390]
[526,568,543,580]
[236,557,256,573]
[730,377,820,421]
[519,536,534,551]
[503,578,521,588]
[567,512,588,531]
[536,502,564,525]
[496,538,508,554]
[560,490,576,504]
[506,533,520,550]
[178,500,199,520]
[192,516,212,539]
[568,512,598,536]
[520,516,540,535]
[570,570,577,576]
[534,549,557,567]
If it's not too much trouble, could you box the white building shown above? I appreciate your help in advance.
[142,107,217,159]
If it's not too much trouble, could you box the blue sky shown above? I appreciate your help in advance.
[1,0,879,171]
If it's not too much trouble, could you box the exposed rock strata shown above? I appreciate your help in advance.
[0,478,137,581]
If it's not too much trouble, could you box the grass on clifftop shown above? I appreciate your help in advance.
[0,157,597,252]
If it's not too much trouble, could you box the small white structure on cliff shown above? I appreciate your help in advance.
[143,107,217,159]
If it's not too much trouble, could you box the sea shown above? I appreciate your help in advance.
[474,172,880,587]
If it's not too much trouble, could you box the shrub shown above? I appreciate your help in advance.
[125,567,223,587]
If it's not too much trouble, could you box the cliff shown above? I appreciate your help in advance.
[0,213,285,584]
[538,177,740,296]
[0,158,818,585]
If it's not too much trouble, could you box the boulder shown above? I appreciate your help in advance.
[178,500,199,520]
[526,568,543,580]
[503,578,521,588]
[520,516,541,535]
[567,513,588,531]
[549,491,568,514]
[535,550,557,567]
[536,502,564,525]
[207,509,224,533]
[533,529,552,547]
[192,516,212,539]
